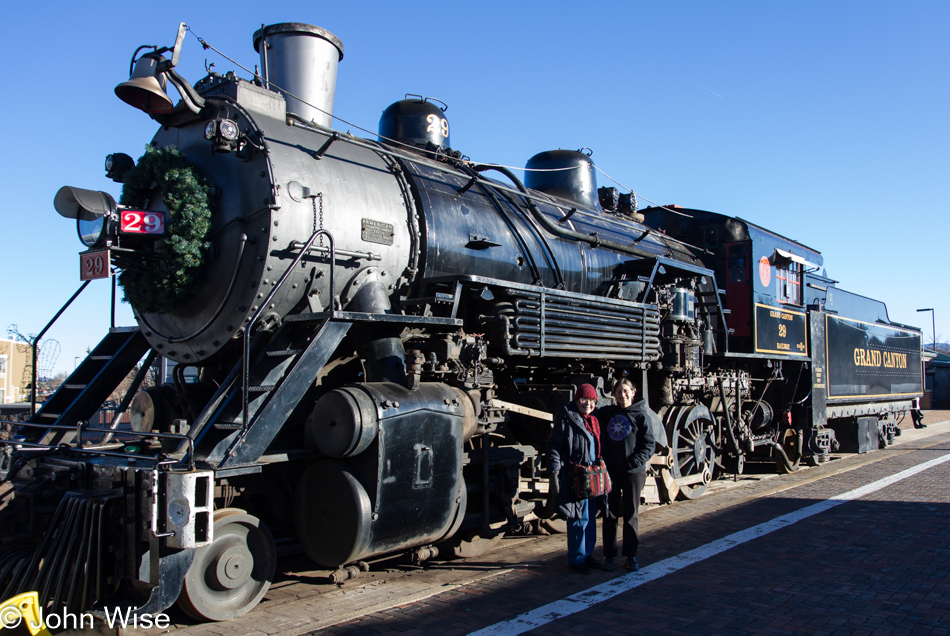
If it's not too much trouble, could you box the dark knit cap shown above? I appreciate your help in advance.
[574,384,598,401]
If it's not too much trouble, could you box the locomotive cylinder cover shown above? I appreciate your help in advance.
[296,382,469,567]
[308,382,479,458]
[308,386,379,458]
[253,23,344,128]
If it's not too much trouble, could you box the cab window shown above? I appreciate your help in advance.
[776,261,802,305]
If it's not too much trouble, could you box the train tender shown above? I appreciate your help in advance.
[0,21,923,622]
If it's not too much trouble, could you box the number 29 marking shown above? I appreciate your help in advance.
[120,210,165,235]
[80,250,111,280]
[426,114,449,139]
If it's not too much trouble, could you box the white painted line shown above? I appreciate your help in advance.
[470,451,950,636]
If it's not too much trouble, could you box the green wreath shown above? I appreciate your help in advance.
[118,146,213,314]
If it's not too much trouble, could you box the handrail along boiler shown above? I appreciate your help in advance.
[0,21,924,622]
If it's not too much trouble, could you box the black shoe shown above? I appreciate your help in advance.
[584,556,602,569]
[570,563,590,575]
[625,557,639,572]
[602,558,615,572]
[915,424,927,429]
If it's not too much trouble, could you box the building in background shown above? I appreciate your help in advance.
[0,339,32,404]
[923,351,950,410]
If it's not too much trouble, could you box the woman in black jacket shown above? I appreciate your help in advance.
[597,378,658,572]
[547,384,603,574]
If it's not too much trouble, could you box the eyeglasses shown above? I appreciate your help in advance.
[578,398,597,404]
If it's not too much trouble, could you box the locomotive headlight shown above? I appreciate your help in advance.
[204,118,241,152]
[78,216,106,247]
[54,186,117,248]
[219,119,239,141]
[105,153,135,183]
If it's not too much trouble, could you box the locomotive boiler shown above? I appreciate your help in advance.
[0,20,923,623]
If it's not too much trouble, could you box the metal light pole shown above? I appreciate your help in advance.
[917,308,936,351]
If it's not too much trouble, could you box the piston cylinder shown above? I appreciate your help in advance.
[297,382,471,567]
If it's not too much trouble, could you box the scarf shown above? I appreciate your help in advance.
[580,413,601,458]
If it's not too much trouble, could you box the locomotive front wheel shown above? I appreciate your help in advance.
[177,508,277,622]
[666,405,716,500]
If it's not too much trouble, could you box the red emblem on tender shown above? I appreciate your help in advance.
[759,256,771,287]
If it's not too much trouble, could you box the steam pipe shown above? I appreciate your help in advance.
[472,165,661,260]
[759,439,800,473]
[718,376,742,456]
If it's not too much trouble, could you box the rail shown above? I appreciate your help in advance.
[30,281,91,417]
[0,419,195,470]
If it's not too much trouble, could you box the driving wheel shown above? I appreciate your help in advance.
[666,404,716,500]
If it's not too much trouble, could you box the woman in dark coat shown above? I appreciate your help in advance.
[597,378,657,572]
[546,383,603,574]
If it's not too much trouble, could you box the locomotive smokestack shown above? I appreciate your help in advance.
[253,23,344,128]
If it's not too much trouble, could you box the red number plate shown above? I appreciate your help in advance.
[120,209,165,235]
[80,248,111,280]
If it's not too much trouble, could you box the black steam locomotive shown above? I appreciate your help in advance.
[0,22,923,622]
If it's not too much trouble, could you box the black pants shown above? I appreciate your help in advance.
[602,470,647,559]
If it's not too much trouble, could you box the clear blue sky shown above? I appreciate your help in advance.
[1,1,947,375]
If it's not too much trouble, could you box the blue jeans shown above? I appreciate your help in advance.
[567,497,597,565]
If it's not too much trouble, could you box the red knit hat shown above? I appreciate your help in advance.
[574,384,598,401]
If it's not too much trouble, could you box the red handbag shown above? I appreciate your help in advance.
[571,457,612,498]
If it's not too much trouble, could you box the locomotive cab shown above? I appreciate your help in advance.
[639,206,821,357]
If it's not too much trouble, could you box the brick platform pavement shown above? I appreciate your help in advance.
[305,419,950,635]
[523,444,950,635]
[144,414,950,636]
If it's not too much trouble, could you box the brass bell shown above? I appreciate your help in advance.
[114,55,173,114]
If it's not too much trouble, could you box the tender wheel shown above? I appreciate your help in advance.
[666,405,716,500]
[177,508,277,622]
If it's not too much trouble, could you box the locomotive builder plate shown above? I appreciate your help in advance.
[754,303,807,356]
[361,218,395,245]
